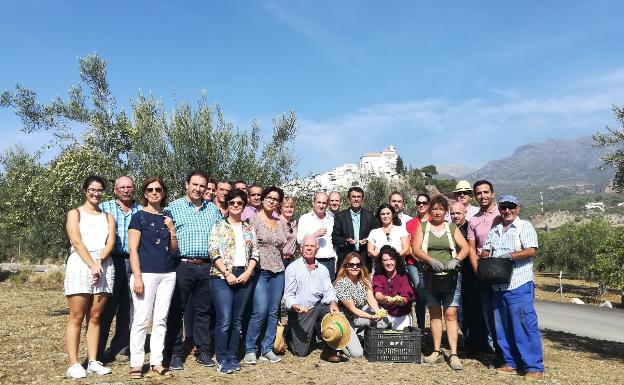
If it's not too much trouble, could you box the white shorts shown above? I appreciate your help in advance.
[64,251,115,296]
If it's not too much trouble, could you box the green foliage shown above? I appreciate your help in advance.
[594,104,624,190]
[0,53,298,262]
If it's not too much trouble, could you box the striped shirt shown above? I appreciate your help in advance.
[283,257,337,309]
[100,200,142,255]
[483,217,539,291]
[163,197,222,259]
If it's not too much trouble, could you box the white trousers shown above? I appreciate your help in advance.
[129,272,176,367]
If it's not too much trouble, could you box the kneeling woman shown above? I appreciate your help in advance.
[128,178,178,378]
[209,189,259,374]
[372,245,416,330]
[334,252,383,358]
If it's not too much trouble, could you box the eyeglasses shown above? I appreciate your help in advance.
[146,187,162,193]
[86,188,105,195]
[346,262,361,269]
[499,204,518,211]
[228,200,244,207]
[386,233,391,242]
[265,196,279,203]
[416,201,429,206]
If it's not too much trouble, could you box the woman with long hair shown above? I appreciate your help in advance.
[367,204,410,264]
[64,175,116,378]
[127,178,178,378]
[412,195,468,370]
[372,245,416,330]
[334,252,383,358]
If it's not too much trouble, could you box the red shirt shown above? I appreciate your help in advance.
[405,216,428,265]
[372,272,416,317]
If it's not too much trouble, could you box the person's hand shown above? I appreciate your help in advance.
[329,301,340,315]
[430,259,445,273]
[133,275,144,296]
[346,238,356,245]
[164,216,174,230]
[499,252,513,260]
[394,295,407,305]
[282,254,293,261]
[236,271,251,285]
[315,227,328,237]
[91,259,103,284]
[446,258,461,271]
[225,272,237,286]
[293,304,309,314]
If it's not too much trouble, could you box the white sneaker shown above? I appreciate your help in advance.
[87,360,112,375]
[66,363,86,379]
[259,351,282,363]
[244,352,257,365]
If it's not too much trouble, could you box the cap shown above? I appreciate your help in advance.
[498,195,519,205]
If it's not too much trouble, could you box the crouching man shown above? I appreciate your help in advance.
[482,195,544,381]
[284,235,343,362]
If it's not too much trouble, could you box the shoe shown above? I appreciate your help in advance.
[169,354,184,370]
[449,354,463,370]
[497,364,518,375]
[423,350,444,365]
[319,347,340,363]
[196,352,215,367]
[524,371,544,382]
[66,363,87,379]
[244,352,257,365]
[216,360,233,374]
[229,358,241,371]
[259,351,282,363]
[86,360,112,375]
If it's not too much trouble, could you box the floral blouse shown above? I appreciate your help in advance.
[208,220,260,278]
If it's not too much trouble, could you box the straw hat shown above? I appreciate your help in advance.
[273,322,287,354]
[321,313,351,351]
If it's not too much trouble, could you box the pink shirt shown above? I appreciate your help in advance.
[467,206,500,255]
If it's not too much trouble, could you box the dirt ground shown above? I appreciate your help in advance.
[0,272,622,385]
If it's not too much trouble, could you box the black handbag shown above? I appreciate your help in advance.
[477,258,513,285]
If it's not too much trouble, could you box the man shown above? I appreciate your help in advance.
[214,180,232,217]
[389,191,412,229]
[98,176,142,362]
[284,236,341,362]
[449,201,468,238]
[482,195,543,381]
[466,180,502,365]
[203,178,217,202]
[297,192,337,279]
[241,184,263,221]
[332,187,374,270]
[164,171,223,370]
[233,180,247,193]
[446,180,480,222]
[328,191,342,216]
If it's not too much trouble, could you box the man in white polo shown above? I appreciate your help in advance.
[297,192,337,279]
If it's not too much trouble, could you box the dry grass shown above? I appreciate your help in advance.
[0,273,622,385]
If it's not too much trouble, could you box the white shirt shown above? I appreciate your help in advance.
[366,226,409,254]
[231,223,246,267]
[398,213,413,230]
[296,211,336,260]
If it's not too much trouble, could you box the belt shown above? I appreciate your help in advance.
[180,258,210,265]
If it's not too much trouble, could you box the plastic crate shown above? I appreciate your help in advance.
[364,326,421,363]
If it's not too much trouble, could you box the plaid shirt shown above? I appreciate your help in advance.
[164,197,222,259]
[483,217,539,291]
[100,200,143,255]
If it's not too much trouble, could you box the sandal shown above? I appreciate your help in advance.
[129,368,143,379]
[151,365,174,377]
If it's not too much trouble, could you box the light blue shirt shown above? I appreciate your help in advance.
[100,200,142,255]
[283,257,337,309]
[350,209,361,251]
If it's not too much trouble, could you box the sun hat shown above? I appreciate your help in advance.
[453,180,472,193]
[321,313,351,350]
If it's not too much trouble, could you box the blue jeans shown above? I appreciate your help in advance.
[406,263,426,330]
[493,281,544,372]
[245,270,285,354]
[211,267,254,363]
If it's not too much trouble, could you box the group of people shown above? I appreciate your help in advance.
[63,173,544,381]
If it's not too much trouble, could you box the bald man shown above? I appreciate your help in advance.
[296,192,338,279]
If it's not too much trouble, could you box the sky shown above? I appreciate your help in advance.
[1,1,624,178]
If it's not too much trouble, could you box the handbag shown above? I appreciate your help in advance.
[477,258,513,285]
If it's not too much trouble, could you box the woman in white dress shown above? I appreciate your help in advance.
[64,175,116,379]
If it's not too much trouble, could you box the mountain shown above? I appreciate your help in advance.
[462,136,615,203]
[436,164,476,178]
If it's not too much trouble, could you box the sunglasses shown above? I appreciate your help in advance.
[146,187,162,193]
[416,201,429,206]
[287,221,294,234]
[346,262,362,269]
[499,204,517,211]
[228,200,244,207]
[455,191,472,197]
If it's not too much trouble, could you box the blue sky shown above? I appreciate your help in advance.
[1,1,624,177]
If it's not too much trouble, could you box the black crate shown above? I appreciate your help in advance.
[364,326,421,363]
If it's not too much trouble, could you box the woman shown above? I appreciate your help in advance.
[127,178,177,378]
[280,196,298,267]
[244,186,288,364]
[372,245,416,330]
[367,204,410,263]
[412,195,468,370]
[407,193,431,330]
[209,189,259,374]
[64,175,116,378]
[334,252,383,358]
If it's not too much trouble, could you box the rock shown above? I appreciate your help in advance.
[599,300,613,308]
[570,298,585,305]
